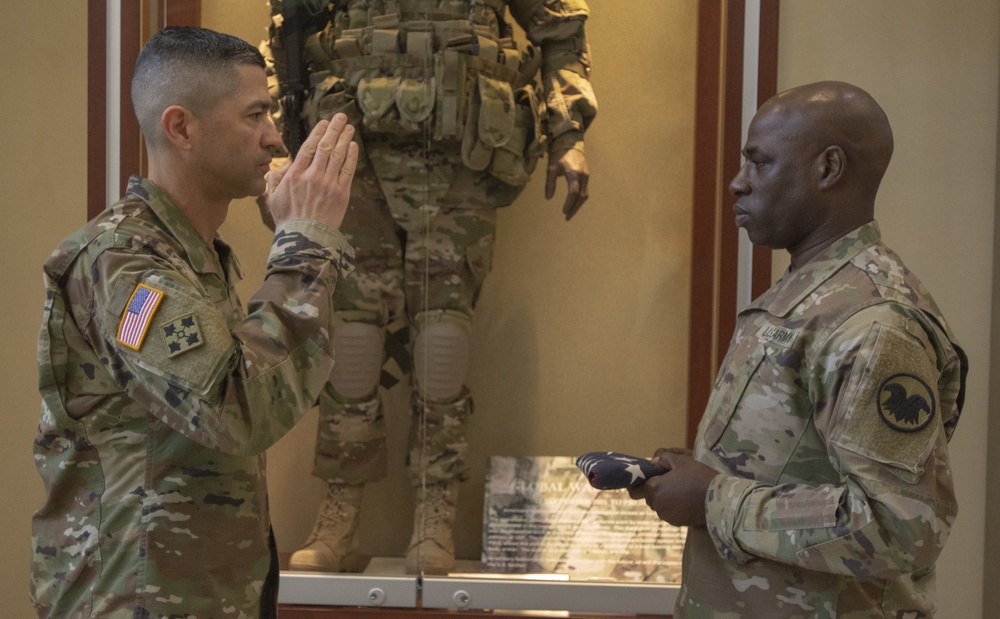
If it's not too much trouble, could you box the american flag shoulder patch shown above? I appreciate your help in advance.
[117,283,165,351]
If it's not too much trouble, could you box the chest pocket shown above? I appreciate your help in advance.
[699,336,815,485]
[700,335,766,450]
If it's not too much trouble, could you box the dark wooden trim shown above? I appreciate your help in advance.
[686,0,723,450]
[88,0,107,220]
[159,0,202,29]
[119,1,143,195]
[751,0,779,298]
[756,0,780,112]
[716,1,745,372]
[686,0,745,449]
[686,0,779,448]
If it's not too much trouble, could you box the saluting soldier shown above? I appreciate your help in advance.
[31,26,359,618]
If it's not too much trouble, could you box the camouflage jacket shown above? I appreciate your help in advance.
[31,176,354,618]
[681,222,966,618]
[265,0,596,171]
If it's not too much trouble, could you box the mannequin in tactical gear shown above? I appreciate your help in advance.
[262,0,596,574]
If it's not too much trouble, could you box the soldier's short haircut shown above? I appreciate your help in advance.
[131,26,265,149]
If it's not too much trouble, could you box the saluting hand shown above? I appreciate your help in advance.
[260,113,359,230]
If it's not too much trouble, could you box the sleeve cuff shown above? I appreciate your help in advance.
[269,219,355,277]
[548,130,585,154]
[705,475,758,565]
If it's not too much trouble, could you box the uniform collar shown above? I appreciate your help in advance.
[127,176,243,281]
[748,220,881,317]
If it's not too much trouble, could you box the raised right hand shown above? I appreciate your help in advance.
[260,113,358,230]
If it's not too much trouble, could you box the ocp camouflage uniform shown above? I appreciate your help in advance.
[263,0,596,488]
[681,222,967,618]
[31,176,354,618]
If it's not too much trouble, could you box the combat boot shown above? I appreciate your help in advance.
[404,481,457,574]
[288,482,364,572]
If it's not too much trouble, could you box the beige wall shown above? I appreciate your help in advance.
[778,1,999,617]
[2,2,996,618]
[0,3,89,617]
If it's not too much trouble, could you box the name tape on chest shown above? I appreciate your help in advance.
[755,323,798,348]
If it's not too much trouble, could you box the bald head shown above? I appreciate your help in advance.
[730,82,896,266]
[760,81,893,201]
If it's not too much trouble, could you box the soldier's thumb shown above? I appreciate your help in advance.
[267,160,291,193]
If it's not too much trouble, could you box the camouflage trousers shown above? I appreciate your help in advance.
[312,136,522,487]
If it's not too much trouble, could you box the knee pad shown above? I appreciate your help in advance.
[331,322,384,400]
[413,313,471,402]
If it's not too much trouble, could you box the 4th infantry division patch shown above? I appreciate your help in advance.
[162,313,204,357]
[117,283,164,350]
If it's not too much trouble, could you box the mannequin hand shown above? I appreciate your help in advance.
[545,147,589,220]
[628,449,718,527]
[261,113,358,230]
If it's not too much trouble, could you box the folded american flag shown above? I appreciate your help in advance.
[575,451,668,490]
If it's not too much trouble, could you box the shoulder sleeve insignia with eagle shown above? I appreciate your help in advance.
[877,374,936,432]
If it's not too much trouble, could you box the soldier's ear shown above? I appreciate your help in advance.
[817,145,846,190]
[160,105,195,151]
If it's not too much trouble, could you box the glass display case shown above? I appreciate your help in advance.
[87,1,778,615]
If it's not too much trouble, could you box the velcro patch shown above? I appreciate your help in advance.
[117,283,164,350]
[833,321,939,477]
[162,313,204,358]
